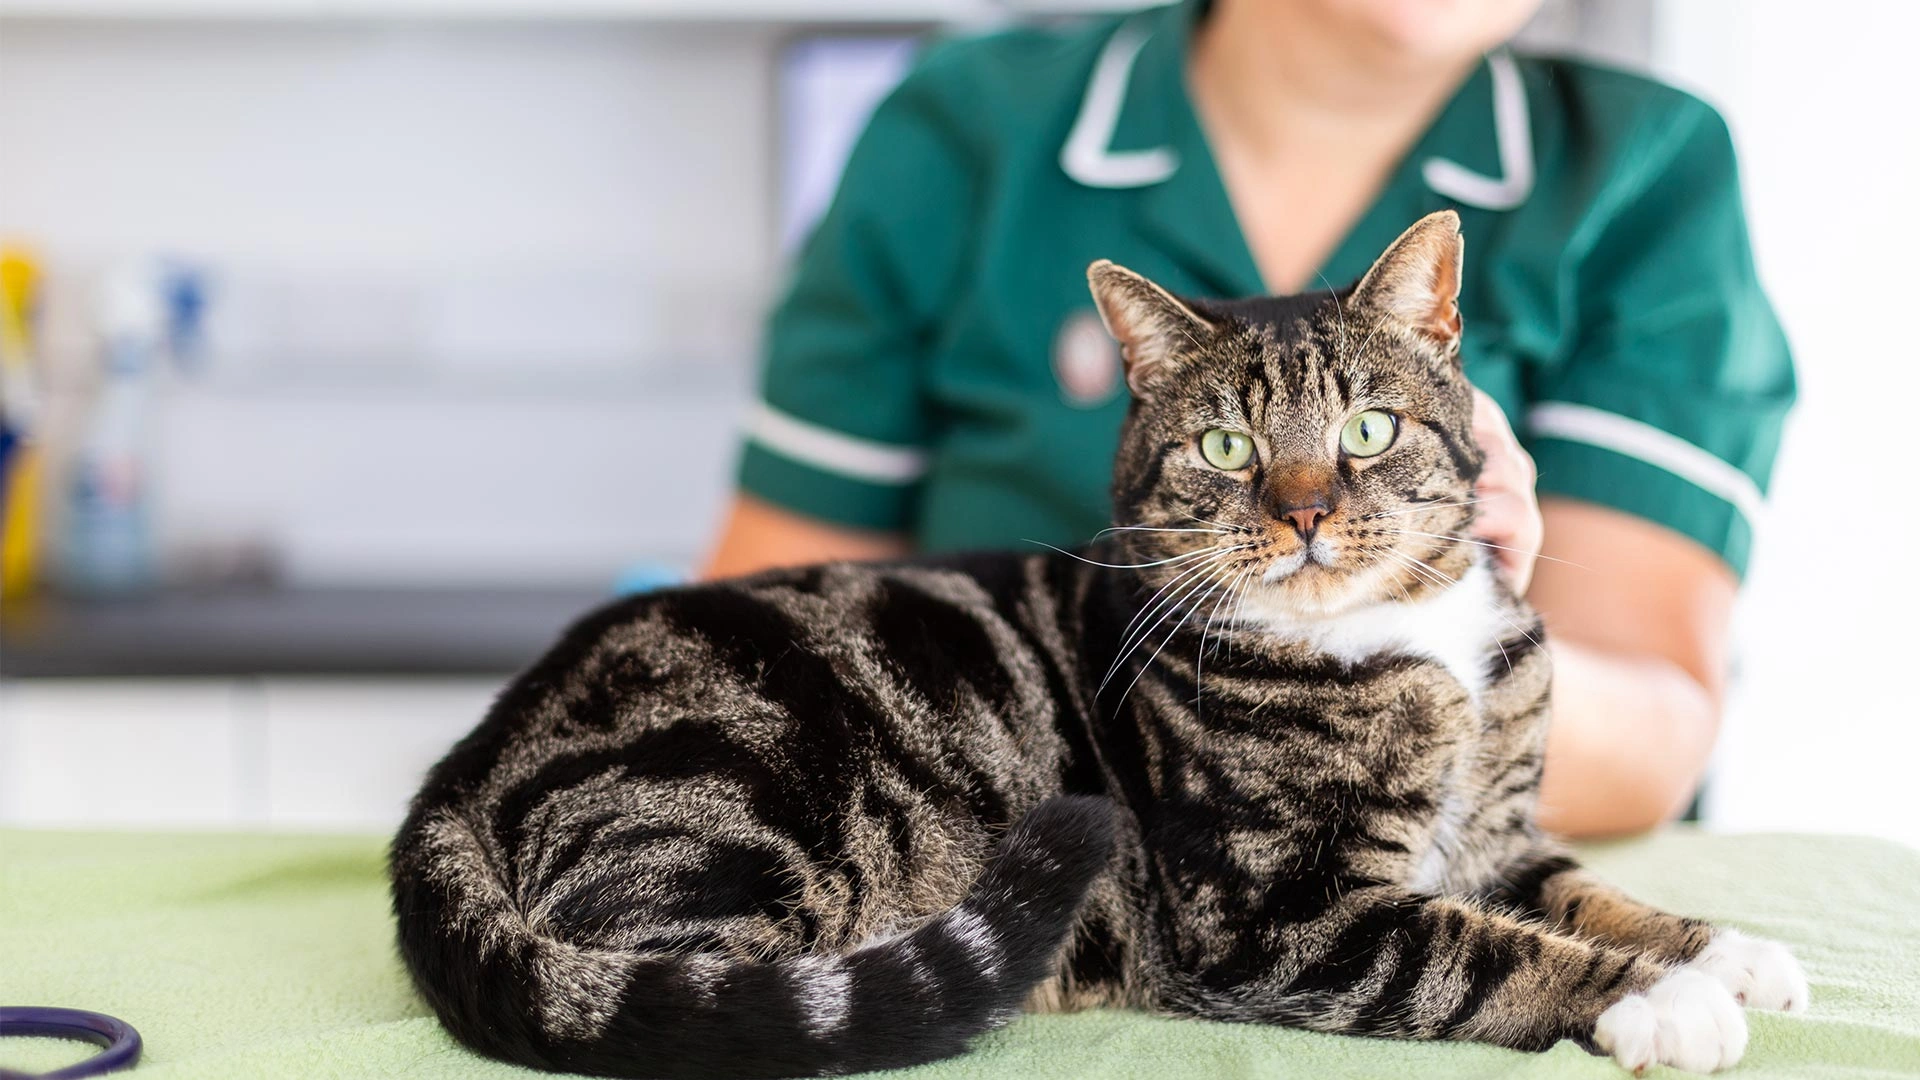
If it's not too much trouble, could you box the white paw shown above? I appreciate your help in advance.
[1686,929,1809,1013]
[1594,968,1748,1074]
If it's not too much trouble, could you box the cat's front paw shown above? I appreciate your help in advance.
[1686,929,1809,1013]
[1594,969,1747,1074]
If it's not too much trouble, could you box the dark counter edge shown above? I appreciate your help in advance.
[0,586,612,678]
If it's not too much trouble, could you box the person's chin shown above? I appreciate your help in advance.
[1333,0,1540,68]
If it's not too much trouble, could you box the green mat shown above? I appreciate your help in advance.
[3,828,1917,1078]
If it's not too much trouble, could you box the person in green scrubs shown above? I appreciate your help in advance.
[705,0,1794,839]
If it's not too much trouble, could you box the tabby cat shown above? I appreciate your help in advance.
[391,212,1807,1078]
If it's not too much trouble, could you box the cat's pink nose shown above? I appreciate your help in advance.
[1279,503,1330,537]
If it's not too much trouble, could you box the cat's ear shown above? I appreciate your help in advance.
[1087,260,1215,395]
[1351,210,1465,361]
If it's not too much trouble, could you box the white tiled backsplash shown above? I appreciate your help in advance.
[0,677,500,829]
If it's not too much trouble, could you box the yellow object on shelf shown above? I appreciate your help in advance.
[1,449,42,600]
[0,247,37,359]
[1,244,44,601]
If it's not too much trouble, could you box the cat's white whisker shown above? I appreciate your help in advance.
[1195,568,1250,713]
[1181,512,1241,530]
[1105,582,1217,697]
[1380,547,1542,668]
[1023,540,1238,571]
[1352,320,1383,364]
[1364,497,1490,519]
[1377,528,1590,571]
[1114,561,1231,708]
[1111,543,1249,629]
[1380,546,1461,594]
[1101,553,1240,693]
[1225,563,1260,656]
[1106,562,1218,676]
[1391,548,1518,676]
[1373,539,1453,589]
[1319,272,1350,355]
[1102,554,1240,691]
[1092,525,1232,539]
[1102,548,1249,688]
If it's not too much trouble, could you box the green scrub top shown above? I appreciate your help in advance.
[737,0,1795,577]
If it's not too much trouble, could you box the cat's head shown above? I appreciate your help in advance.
[1088,211,1483,619]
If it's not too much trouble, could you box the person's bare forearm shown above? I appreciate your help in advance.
[701,494,912,581]
[1535,641,1721,838]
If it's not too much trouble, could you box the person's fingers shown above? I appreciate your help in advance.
[1471,387,1504,441]
[1476,497,1525,572]
[1466,389,1543,595]
[1472,389,1528,472]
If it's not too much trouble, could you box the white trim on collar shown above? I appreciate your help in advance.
[1422,50,1536,210]
[1060,17,1179,189]
[1059,28,1536,213]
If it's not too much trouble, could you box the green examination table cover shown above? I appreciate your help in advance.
[3,828,1917,1079]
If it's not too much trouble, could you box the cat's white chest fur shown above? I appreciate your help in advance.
[1240,558,1509,895]
[1242,557,1507,703]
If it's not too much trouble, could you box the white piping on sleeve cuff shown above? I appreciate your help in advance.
[1526,401,1765,528]
[747,401,929,486]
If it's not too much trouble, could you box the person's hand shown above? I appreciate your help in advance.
[1469,389,1543,596]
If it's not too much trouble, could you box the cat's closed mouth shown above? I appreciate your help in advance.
[1260,549,1312,582]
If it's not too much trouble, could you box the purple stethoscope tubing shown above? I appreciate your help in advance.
[0,1007,142,1079]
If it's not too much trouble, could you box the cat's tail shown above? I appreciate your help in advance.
[391,795,1118,1080]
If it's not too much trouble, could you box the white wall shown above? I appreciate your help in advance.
[0,20,781,585]
[0,22,776,278]
[1653,1,1920,847]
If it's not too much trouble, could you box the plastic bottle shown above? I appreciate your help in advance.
[59,263,167,596]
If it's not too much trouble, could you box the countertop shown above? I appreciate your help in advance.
[0,586,612,677]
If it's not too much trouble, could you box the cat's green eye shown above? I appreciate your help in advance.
[1199,428,1255,471]
[1340,410,1398,459]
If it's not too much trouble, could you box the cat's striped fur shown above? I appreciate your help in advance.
[391,213,1805,1078]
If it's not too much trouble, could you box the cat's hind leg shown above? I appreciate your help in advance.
[1492,845,1809,1014]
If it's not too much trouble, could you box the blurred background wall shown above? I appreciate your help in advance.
[0,0,1911,845]
[1650,2,1920,844]
[0,19,778,585]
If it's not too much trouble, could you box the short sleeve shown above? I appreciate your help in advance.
[1524,99,1795,578]
[736,47,980,532]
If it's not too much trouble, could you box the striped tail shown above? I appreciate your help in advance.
[391,796,1119,1079]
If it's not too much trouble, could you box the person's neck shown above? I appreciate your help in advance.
[1187,2,1480,162]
